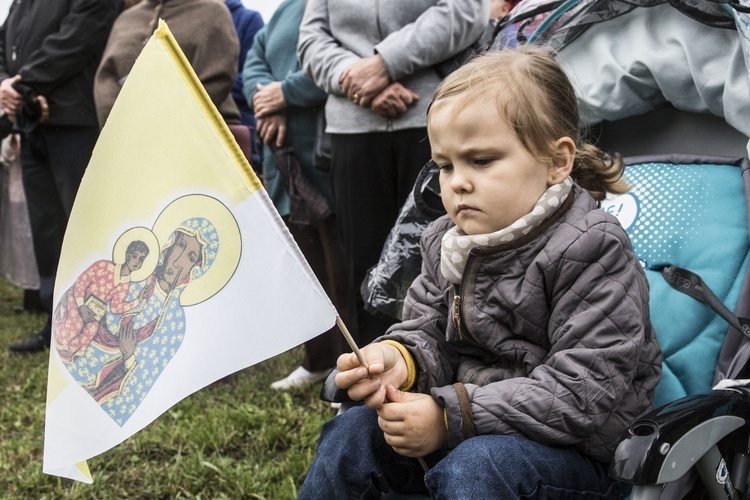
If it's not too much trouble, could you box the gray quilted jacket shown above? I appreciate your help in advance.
[379,184,662,463]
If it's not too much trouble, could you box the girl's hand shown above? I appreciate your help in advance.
[335,342,408,408]
[377,385,448,457]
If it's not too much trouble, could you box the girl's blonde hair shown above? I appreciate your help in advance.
[428,45,627,201]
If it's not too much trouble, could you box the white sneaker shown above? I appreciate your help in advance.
[270,366,331,390]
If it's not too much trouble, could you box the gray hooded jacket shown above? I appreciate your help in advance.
[379,185,663,463]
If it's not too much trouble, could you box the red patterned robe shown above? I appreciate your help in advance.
[52,260,140,362]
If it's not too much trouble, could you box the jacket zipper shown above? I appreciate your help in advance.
[468,366,489,385]
[453,287,472,343]
[10,0,32,64]
[456,261,490,386]
[453,286,463,340]
[453,252,478,344]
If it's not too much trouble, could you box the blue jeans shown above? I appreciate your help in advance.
[299,405,620,499]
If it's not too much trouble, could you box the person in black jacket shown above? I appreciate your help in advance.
[0,0,120,353]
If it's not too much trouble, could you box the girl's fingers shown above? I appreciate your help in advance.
[334,365,368,389]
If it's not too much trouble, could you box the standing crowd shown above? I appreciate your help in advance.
[0,0,668,498]
[0,0,501,388]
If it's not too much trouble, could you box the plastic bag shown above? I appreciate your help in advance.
[0,134,40,289]
[361,160,446,321]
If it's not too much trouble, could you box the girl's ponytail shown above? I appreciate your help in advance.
[573,144,629,202]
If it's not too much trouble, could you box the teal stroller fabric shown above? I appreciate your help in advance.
[601,156,750,408]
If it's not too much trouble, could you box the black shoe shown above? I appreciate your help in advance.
[319,369,354,403]
[9,332,50,353]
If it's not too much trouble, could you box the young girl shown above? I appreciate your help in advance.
[299,45,662,499]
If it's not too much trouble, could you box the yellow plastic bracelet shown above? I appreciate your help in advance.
[380,340,417,391]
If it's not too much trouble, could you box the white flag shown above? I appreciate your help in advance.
[42,20,337,482]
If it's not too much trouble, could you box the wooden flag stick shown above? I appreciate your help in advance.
[335,316,430,472]
[336,316,369,371]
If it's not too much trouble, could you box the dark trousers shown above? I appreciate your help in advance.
[21,124,99,337]
[288,216,350,371]
[330,129,431,346]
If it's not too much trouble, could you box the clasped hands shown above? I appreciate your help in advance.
[335,342,448,457]
[253,82,287,148]
[339,55,419,118]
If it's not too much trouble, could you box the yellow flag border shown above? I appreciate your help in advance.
[75,461,93,483]
[154,20,262,192]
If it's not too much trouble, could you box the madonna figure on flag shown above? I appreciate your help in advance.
[90,220,214,395]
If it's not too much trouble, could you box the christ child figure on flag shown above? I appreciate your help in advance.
[52,227,158,363]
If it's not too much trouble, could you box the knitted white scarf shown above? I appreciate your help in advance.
[440,177,573,284]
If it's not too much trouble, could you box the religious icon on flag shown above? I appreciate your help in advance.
[52,195,240,426]
[43,20,339,483]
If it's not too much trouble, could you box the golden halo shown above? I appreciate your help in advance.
[151,194,241,306]
[112,226,159,282]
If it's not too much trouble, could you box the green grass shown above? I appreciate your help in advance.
[0,278,333,499]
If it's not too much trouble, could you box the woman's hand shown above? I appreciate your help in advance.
[377,385,448,457]
[335,342,408,409]
[339,55,390,108]
[253,82,286,118]
[256,112,287,148]
[370,82,419,118]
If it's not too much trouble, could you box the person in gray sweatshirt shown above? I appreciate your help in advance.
[298,0,491,347]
